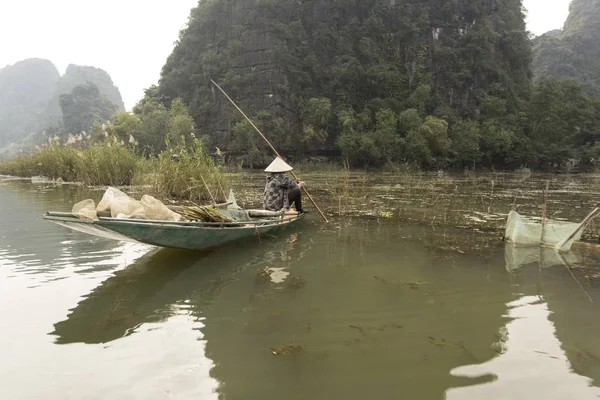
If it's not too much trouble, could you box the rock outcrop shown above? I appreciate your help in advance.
[533,0,600,95]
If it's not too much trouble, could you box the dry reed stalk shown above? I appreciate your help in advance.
[199,174,216,204]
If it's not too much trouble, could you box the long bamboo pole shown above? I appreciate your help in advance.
[210,79,329,223]
[540,180,550,245]
[554,205,600,252]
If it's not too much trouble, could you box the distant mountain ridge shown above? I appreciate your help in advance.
[0,58,124,157]
[533,0,600,95]
[45,64,125,125]
[0,59,59,150]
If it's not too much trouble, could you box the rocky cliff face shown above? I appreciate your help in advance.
[45,64,125,126]
[533,0,600,95]
[0,58,60,149]
[156,0,532,154]
[0,59,124,157]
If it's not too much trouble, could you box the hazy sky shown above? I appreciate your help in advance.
[0,1,198,110]
[0,0,572,110]
[523,0,571,36]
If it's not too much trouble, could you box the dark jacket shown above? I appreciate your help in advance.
[263,173,298,211]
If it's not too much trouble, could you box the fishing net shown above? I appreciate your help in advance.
[95,187,182,221]
[504,210,583,249]
[96,187,137,217]
[72,199,98,220]
[504,245,579,272]
[111,198,144,219]
[134,195,182,221]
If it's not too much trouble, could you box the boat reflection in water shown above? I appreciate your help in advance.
[48,225,311,397]
[447,243,600,399]
[51,248,207,344]
[50,225,305,345]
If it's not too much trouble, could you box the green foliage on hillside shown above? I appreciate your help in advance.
[4,0,600,172]
[45,64,125,125]
[82,97,197,156]
[152,0,547,168]
[528,78,600,167]
[141,0,600,170]
[533,0,600,96]
[59,83,119,136]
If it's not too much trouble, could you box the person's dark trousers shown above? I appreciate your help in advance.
[288,187,303,213]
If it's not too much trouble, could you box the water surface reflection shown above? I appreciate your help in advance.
[4,178,600,399]
[447,245,600,399]
[448,293,600,400]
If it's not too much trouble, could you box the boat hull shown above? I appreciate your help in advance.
[44,213,305,250]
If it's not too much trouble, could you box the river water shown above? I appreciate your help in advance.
[2,175,600,400]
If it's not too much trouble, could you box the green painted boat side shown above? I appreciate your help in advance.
[43,213,305,250]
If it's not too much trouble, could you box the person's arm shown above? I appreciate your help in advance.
[279,175,299,189]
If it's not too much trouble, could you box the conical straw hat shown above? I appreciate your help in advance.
[265,157,293,173]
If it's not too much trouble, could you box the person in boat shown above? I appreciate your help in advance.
[263,157,306,214]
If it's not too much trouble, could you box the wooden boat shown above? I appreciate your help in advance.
[555,169,580,175]
[43,192,305,251]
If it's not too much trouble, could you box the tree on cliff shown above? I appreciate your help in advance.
[60,83,119,136]
[45,64,126,127]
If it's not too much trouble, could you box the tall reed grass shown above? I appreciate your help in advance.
[143,142,229,202]
[0,140,226,203]
[79,142,138,186]
[0,142,80,181]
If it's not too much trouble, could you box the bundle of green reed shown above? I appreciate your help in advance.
[179,205,233,223]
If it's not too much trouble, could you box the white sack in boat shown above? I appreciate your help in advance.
[504,210,583,248]
[72,199,98,220]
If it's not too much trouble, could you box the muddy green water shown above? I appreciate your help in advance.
[2,175,600,400]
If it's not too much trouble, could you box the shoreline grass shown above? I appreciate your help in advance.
[0,141,228,203]
[4,147,600,246]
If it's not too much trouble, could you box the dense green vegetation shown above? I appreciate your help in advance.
[135,0,599,170]
[0,141,226,202]
[0,141,136,185]
[87,97,197,154]
[58,64,125,110]
[44,64,125,127]
[59,83,119,137]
